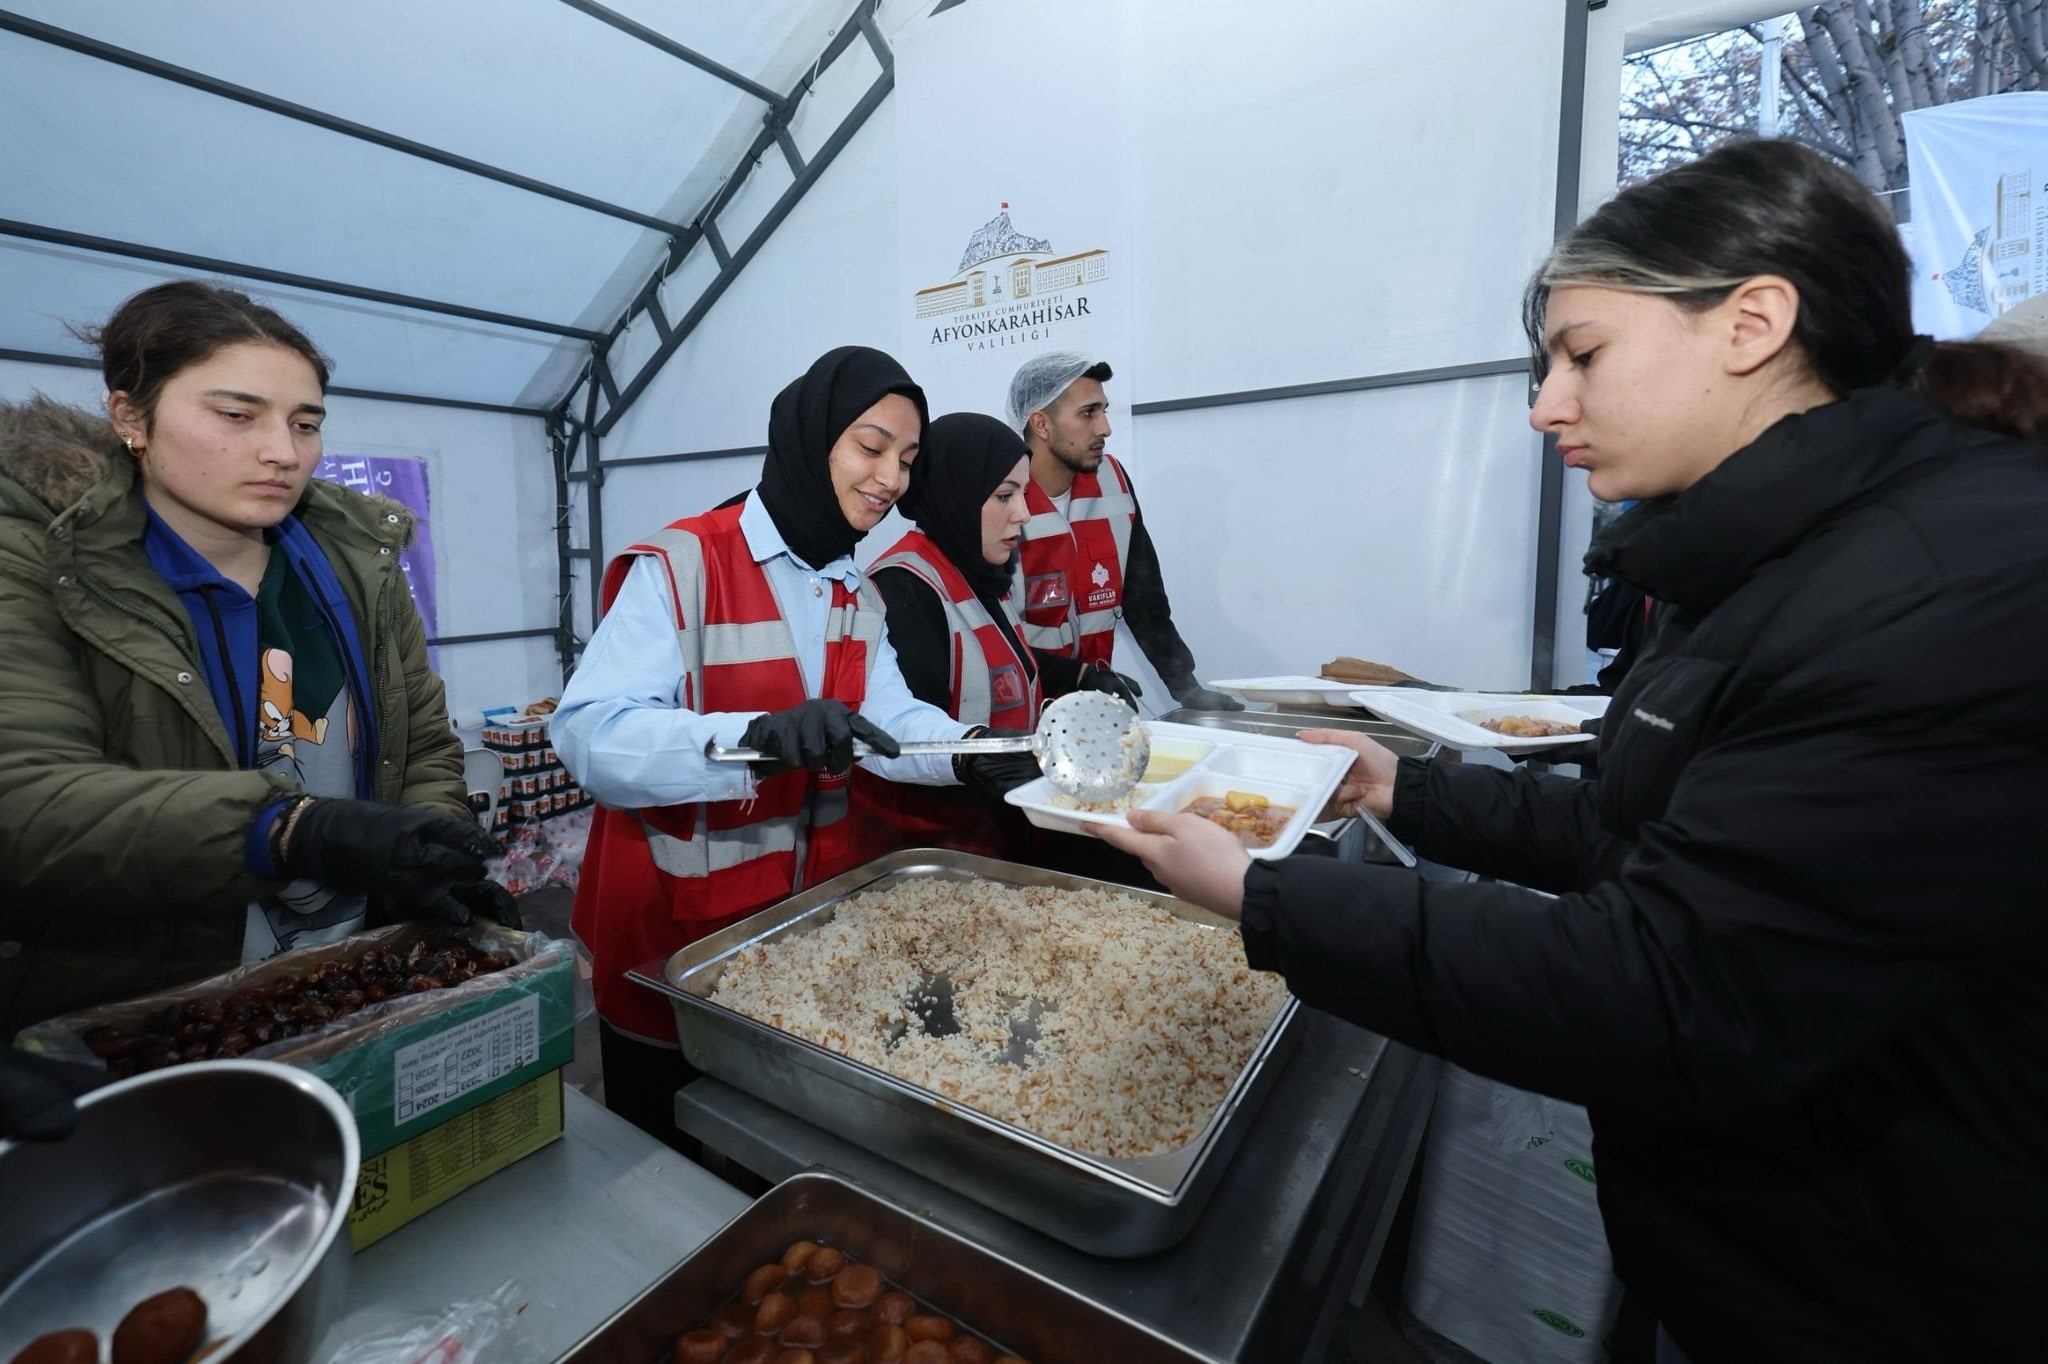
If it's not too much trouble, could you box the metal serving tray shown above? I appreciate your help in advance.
[559,1169,1220,1362]
[628,849,1299,1258]
[1157,706,1441,759]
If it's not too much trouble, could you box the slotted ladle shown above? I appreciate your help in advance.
[707,690,1149,804]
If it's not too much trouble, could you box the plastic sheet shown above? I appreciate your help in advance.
[14,922,587,1078]
[320,1280,546,1364]
[489,806,594,896]
[1403,1064,1620,1364]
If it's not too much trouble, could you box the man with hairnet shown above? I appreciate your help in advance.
[1006,351,1240,711]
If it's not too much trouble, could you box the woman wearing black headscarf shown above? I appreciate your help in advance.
[555,349,1037,1142]
[855,414,1053,859]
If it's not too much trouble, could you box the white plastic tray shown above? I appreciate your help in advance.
[1004,721,1352,859]
[1206,674,1374,706]
[1350,689,1608,752]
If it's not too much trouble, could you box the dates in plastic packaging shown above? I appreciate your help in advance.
[79,937,512,1079]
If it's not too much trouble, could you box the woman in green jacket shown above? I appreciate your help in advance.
[0,281,512,1040]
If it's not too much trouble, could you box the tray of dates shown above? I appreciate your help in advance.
[12,921,557,1078]
[560,1169,1219,1364]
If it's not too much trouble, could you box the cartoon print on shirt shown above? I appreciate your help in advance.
[257,647,327,775]
[248,638,361,952]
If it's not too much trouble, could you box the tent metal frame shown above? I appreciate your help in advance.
[0,0,822,666]
[559,354,1540,476]
[0,346,550,418]
[550,0,789,110]
[1,0,1597,683]
[1531,0,1590,690]
[0,0,822,388]
[0,8,696,236]
[553,0,1593,688]
[551,0,901,636]
[0,218,607,342]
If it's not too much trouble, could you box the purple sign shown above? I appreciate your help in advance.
[314,453,439,641]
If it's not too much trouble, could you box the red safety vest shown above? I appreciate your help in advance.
[853,532,1041,862]
[569,501,881,1040]
[1012,453,1138,670]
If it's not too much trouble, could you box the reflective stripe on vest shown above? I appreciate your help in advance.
[1012,455,1136,662]
[613,504,881,905]
[871,533,1040,730]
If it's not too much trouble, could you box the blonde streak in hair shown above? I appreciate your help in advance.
[1538,242,1752,299]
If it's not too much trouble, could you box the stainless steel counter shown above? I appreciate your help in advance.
[676,1008,1440,1363]
[323,1088,751,1361]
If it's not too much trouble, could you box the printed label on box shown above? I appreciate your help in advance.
[348,1071,564,1250]
[392,993,540,1124]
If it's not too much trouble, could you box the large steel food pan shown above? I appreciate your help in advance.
[628,849,1297,1257]
[559,1169,1220,1362]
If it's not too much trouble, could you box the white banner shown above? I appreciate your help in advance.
[1903,93,2048,339]
[894,0,1134,433]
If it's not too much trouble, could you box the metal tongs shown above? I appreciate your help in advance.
[707,691,1151,803]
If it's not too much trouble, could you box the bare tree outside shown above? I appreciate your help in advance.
[1620,2,2048,194]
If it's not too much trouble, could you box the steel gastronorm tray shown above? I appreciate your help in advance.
[627,848,1298,1257]
[1157,706,1441,758]
[558,1169,1221,1362]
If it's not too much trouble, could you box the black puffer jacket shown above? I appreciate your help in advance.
[1244,389,2048,1361]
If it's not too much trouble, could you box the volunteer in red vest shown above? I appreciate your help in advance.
[553,347,1035,1141]
[858,413,1073,859]
[1006,351,1241,711]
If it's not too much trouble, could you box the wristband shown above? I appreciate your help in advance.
[272,795,316,865]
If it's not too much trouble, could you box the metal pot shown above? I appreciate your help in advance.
[0,1058,359,1363]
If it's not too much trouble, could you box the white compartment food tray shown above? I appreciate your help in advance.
[1004,721,1351,859]
[1351,689,1608,752]
[1206,674,1373,706]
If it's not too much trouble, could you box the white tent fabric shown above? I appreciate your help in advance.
[0,0,857,407]
[2,0,1690,701]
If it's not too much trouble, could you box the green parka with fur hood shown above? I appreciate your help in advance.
[0,395,468,1037]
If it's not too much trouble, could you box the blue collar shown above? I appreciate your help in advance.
[139,506,378,791]
[142,506,251,598]
[739,487,862,586]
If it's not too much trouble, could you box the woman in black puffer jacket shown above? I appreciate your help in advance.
[1105,139,2048,1363]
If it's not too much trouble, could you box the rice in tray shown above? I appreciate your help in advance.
[709,879,1288,1159]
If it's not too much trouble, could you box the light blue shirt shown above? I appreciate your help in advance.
[552,493,967,809]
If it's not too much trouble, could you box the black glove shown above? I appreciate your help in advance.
[403,879,524,931]
[1078,662,1144,712]
[739,699,900,775]
[276,798,497,902]
[954,726,1043,798]
[0,1048,104,1142]
[1175,685,1244,712]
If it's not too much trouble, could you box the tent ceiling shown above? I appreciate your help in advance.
[0,0,856,410]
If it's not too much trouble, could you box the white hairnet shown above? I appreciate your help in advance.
[1006,350,1099,431]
